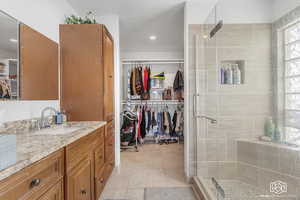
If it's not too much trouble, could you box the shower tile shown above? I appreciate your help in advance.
[218,117,253,133]
[196,139,207,161]
[217,24,252,47]
[237,141,258,166]
[237,162,258,186]
[218,162,237,180]
[219,94,272,117]
[257,144,280,172]
[204,47,217,65]
[197,162,209,178]
[251,24,272,48]
[206,122,226,139]
[279,148,297,176]
[205,140,219,161]
[226,138,237,161]
[249,47,272,66]
[293,152,300,178]
[217,47,251,61]
[204,94,218,116]
[207,162,219,179]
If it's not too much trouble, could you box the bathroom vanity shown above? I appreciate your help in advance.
[0,121,115,200]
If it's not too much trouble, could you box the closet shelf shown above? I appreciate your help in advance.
[122,59,184,65]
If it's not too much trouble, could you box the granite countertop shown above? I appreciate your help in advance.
[0,121,106,182]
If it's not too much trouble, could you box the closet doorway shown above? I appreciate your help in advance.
[99,59,189,199]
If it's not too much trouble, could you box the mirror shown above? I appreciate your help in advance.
[0,10,58,100]
[0,11,18,100]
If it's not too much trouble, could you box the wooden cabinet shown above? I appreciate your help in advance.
[66,156,93,200]
[104,120,115,183]
[0,126,113,200]
[20,24,59,100]
[38,180,63,200]
[65,126,111,200]
[0,149,64,200]
[60,24,114,122]
[103,29,115,122]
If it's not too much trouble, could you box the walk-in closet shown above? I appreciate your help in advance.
[121,59,185,150]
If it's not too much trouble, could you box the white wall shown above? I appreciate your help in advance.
[185,0,219,24]
[0,0,76,123]
[1,0,76,42]
[96,15,121,167]
[216,0,273,24]
[273,0,300,20]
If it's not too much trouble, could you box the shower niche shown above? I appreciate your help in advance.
[220,60,245,85]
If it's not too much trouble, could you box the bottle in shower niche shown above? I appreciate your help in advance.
[220,67,225,84]
[264,117,275,139]
[233,64,241,84]
[225,66,233,84]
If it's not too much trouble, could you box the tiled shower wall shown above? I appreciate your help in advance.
[237,140,300,197]
[189,23,273,179]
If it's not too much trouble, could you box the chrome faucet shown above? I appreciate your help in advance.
[40,107,58,128]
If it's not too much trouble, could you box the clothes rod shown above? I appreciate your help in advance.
[122,101,184,105]
[122,59,184,61]
[122,62,184,65]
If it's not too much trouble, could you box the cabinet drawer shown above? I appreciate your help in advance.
[0,149,64,200]
[94,143,105,178]
[66,127,104,171]
[94,167,105,200]
[38,179,63,200]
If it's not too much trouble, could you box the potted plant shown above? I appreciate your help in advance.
[65,11,97,24]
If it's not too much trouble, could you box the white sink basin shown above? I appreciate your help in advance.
[33,126,81,135]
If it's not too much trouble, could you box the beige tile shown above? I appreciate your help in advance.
[237,141,258,166]
[126,188,145,200]
[237,162,258,186]
[101,144,186,198]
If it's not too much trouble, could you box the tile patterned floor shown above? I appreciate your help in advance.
[99,144,190,200]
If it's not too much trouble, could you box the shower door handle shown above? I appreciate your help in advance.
[193,94,200,118]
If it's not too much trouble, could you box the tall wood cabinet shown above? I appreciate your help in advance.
[60,24,114,122]
[60,24,115,200]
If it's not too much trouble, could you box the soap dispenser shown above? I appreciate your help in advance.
[264,117,275,138]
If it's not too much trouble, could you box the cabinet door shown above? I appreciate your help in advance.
[67,157,93,200]
[38,180,63,200]
[20,24,59,100]
[103,29,114,121]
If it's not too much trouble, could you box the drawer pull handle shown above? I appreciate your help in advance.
[81,189,87,195]
[100,178,104,183]
[30,178,41,188]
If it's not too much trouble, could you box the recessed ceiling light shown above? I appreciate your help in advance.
[203,35,208,39]
[9,38,18,43]
[149,35,157,41]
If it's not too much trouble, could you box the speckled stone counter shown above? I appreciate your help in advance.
[0,121,106,181]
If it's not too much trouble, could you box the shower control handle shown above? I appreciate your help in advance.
[198,115,217,124]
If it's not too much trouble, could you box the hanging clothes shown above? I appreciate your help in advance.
[120,115,136,146]
[146,109,151,132]
[144,67,149,92]
[141,107,146,138]
[163,111,170,135]
[173,70,184,91]
[147,67,151,92]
